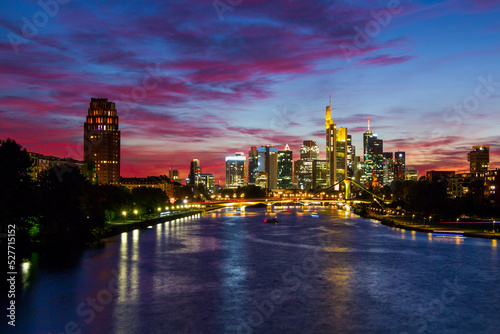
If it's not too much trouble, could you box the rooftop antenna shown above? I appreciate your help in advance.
[329,92,331,107]
[368,117,370,131]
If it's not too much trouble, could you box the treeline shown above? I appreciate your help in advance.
[0,139,169,251]
[361,178,500,221]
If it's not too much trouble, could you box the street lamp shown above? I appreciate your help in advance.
[122,211,127,220]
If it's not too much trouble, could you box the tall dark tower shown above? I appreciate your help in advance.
[84,98,120,185]
[188,159,201,186]
[248,146,258,185]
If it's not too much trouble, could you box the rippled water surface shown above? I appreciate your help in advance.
[12,207,500,333]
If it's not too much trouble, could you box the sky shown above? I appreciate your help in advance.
[1,0,500,183]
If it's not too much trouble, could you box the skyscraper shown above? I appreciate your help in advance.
[248,146,258,185]
[84,98,120,185]
[300,140,319,160]
[312,160,329,189]
[326,95,336,186]
[353,156,363,183]
[257,145,278,189]
[382,152,394,185]
[347,134,355,178]
[277,144,293,189]
[326,95,348,187]
[336,127,348,182]
[225,152,247,189]
[198,173,215,193]
[468,145,490,173]
[296,140,319,190]
[362,118,383,186]
[169,167,179,181]
[394,151,406,182]
[188,159,201,186]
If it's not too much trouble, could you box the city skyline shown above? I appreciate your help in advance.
[5,95,498,186]
[1,1,500,181]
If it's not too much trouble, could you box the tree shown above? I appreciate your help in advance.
[132,187,168,216]
[36,167,105,246]
[0,138,35,245]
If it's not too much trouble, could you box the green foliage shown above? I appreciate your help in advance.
[27,217,40,239]
[132,187,168,214]
[379,178,500,221]
[104,209,115,222]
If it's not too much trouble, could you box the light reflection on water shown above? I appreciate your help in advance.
[13,208,500,334]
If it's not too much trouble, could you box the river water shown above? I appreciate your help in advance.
[12,207,500,333]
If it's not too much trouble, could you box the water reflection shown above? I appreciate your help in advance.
[21,260,31,291]
[15,209,500,333]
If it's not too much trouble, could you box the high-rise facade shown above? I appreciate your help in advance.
[382,152,394,185]
[362,118,383,186]
[297,140,319,190]
[353,156,363,183]
[257,145,278,189]
[326,96,348,187]
[336,127,348,183]
[347,134,355,178]
[312,160,329,189]
[225,152,247,189]
[300,140,320,160]
[406,167,419,181]
[198,174,215,193]
[169,167,179,181]
[468,145,490,173]
[188,159,201,185]
[248,146,258,185]
[326,96,336,186]
[84,98,120,185]
[295,160,313,190]
[394,151,406,182]
[277,144,293,189]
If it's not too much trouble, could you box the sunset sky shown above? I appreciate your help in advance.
[1,0,500,182]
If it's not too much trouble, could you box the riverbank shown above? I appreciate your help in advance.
[107,210,204,235]
[105,204,226,235]
[355,208,500,240]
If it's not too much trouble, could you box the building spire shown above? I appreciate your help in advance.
[329,92,331,107]
[368,117,370,131]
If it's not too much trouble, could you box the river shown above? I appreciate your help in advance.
[11,206,500,333]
